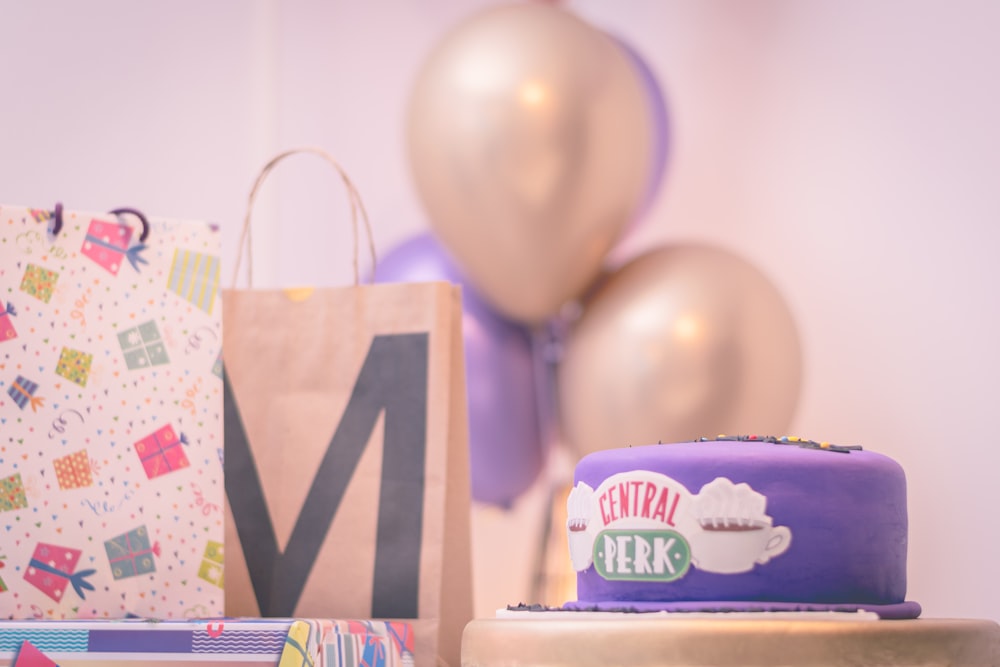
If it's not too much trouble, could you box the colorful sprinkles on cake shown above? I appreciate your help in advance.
[696,434,863,453]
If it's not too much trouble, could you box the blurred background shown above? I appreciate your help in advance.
[2,0,999,622]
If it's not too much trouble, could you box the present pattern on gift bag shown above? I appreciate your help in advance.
[19,264,59,304]
[1,204,224,619]
[54,347,93,387]
[0,555,8,592]
[167,249,220,314]
[28,207,54,226]
[134,425,190,479]
[81,218,147,275]
[1,473,29,512]
[53,450,93,490]
[0,300,17,342]
[105,525,159,580]
[198,539,224,588]
[24,542,96,601]
[7,375,45,412]
[117,320,170,370]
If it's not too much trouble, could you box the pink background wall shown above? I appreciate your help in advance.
[2,1,998,621]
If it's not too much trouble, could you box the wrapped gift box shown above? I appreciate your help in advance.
[19,264,59,304]
[134,425,191,480]
[0,300,17,342]
[5,376,43,412]
[52,451,93,491]
[117,320,170,370]
[167,249,220,314]
[1,473,28,511]
[0,618,413,667]
[80,219,146,276]
[0,618,414,667]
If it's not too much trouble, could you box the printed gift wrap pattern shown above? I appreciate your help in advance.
[198,540,224,589]
[5,377,43,412]
[0,301,17,342]
[134,424,190,479]
[0,474,27,512]
[80,219,147,276]
[105,525,159,580]
[53,450,93,490]
[0,618,416,666]
[0,204,223,619]
[24,543,96,602]
[118,320,170,369]
[19,265,58,304]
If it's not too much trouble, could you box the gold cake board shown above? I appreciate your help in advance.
[462,616,1000,666]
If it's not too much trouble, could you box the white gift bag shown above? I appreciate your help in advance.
[0,203,223,619]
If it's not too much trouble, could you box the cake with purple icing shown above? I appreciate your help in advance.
[462,436,1000,666]
[564,436,920,619]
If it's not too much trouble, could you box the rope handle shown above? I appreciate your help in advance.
[44,204,150,242]
[109,207,151,242]
[231,147,376,288]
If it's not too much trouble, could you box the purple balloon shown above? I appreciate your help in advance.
[374,233,545,508]
[613,35,670,220]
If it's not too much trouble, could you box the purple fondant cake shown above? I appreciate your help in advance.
[564,436,920,619]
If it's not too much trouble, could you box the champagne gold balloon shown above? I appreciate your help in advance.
[407,4,652,323]
[558,245,802,457]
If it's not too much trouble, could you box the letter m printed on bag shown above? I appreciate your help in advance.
[225,333,429,618]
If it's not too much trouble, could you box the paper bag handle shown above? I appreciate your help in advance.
[232,147,377,288]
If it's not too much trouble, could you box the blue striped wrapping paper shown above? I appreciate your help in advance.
[0,618,413,666]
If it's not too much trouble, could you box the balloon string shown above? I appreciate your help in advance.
[529,324,559,459]
[529,480,561,602]
[527,315,577,604]
[530,311,579,462]
[232,147,377,288]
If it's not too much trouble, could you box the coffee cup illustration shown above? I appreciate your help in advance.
[688,519,791,574]
[566,482,595,571]
[688,477,792,574]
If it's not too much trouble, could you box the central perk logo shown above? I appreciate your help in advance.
[567,471,792,582]
[593,529,691,581]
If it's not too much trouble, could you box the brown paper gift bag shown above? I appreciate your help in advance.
[222,148,473,666]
